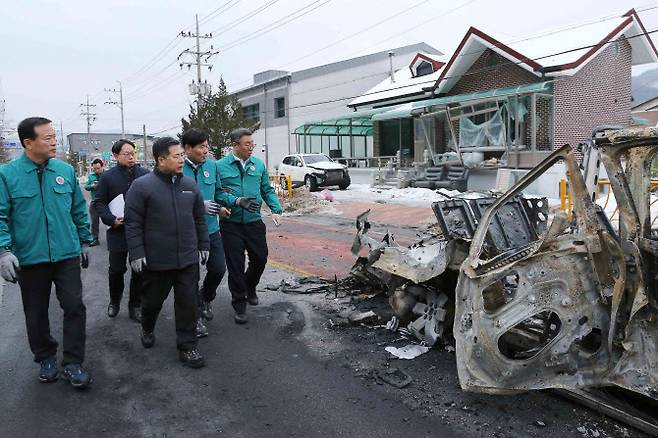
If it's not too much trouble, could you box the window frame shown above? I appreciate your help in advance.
[274,97,286,119]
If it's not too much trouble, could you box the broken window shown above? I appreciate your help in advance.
[497,310,562,361]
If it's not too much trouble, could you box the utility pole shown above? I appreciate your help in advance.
[59,120,66,159]
[143,124,147,165]
[179,14,218,114]
[105,81,125,137]
[80,95,97,155]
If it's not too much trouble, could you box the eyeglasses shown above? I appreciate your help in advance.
[119,152,136,157]
[169,153,185,160]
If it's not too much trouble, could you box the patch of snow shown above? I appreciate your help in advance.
[330,184,448,207]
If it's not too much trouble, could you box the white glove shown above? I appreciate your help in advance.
[80,244,90,269]
[204,200,221,215]
[0,250,19,283]
[199,250,210,265]
[130,257,147,273]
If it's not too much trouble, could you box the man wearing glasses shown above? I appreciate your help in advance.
[93,139,149,322]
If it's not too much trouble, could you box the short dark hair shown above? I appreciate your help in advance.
[230,128,252,144]
[111,139,136,155]
[152,136,180,161]
[18,117,52,147]
[91,158,104,166]
[182,128,209,148]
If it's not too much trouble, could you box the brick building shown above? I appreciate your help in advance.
[345,9,656,177]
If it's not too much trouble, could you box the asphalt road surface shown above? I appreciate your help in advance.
[0,216,645,438]
[0,231,463,438]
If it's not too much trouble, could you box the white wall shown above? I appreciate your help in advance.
[240,50,426,170]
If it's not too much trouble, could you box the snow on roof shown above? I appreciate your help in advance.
[434,9,658,94]
[497,17,628,67]
[349,63,443,108]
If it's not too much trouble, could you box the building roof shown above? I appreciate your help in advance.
[632,95,658,112]
[433,9,658,94]
[371,81,553,121]
[348,60,444,108]
[231,42,442,95]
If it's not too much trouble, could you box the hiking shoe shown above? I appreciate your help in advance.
[62,364,92,389]
[129,306,142,323]
[234,313,248,324]
[196,318,208,338]
[107,303,119,318]
[38,356,59,383]
[179,349,205,368]
[141,330,155,349]
[200,300,213,321]
[247,294,259,306]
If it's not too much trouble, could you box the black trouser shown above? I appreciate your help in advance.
[221,220,268,315]
[141,264,199,351]
[108,251,143,308]
[197,231,226,311]
[17,257,86,365]
[89,204,100,240]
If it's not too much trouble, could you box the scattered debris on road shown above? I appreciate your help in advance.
[385,344,430,360]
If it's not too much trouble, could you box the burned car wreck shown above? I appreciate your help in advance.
[351,127,658,404]
[351,190,549,347]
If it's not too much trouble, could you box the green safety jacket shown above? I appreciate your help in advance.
[216,153,283,224]
[183,157,237,235]
[84,171,102,200]
[0,153,92,266]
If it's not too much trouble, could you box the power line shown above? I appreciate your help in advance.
[125,71,190,102]
[195,0,243,28]
[149,123,183,136]
[342,0,477,60]
[280,0,432,69]
[225,0,434,91]
[209,0,281,37]
[217,0,332,51]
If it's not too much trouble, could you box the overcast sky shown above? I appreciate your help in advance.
[2,0,657,138]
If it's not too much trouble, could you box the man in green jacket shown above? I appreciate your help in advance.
[84,158,104,246]
[217,128,283,324]
[183,128,228,338]
[0,117,93,388]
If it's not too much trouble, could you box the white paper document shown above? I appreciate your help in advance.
[109,194,125,218]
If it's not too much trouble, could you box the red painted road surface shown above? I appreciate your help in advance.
[267,200,434,279]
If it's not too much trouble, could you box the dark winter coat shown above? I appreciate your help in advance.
[124,169,209,271]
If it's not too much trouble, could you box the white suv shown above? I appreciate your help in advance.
[278,153,350,192]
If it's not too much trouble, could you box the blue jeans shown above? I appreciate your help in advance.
[198,231,226,308]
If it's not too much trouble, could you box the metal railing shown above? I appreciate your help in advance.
[559,178,658,225]
[335,155,398,168]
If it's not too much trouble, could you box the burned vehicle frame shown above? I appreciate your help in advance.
[350,192,549,347]
[455,127,658,400]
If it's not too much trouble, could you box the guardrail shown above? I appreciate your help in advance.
[269,174,293,200]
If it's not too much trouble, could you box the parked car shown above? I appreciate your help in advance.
[278,153,350,191]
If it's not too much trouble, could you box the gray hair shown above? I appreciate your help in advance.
[230,128,252,145]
